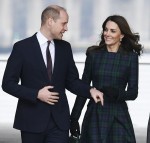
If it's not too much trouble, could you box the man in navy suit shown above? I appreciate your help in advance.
[2,5,103,143]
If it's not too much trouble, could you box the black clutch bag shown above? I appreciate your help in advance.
[69,135,80,143]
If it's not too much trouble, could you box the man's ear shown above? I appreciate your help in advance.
[47,17,53,26]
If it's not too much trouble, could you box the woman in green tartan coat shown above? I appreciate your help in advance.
[70,15,143,143]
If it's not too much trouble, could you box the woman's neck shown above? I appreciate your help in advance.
[107,44,120,53]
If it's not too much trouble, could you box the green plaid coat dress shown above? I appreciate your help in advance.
[71,46,138,143]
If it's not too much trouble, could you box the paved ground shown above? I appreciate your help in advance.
[0,124,21,143]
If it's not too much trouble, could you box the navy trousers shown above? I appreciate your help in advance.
[21,114,69,143]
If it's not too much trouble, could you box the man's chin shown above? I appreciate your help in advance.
[55,36,63,40]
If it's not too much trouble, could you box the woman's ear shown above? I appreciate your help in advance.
[120,34,124,41]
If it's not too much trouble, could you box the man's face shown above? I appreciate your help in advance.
[50,10,68,40]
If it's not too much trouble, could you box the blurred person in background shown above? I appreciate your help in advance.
[70,15,143,143]
[147,116,150,143]
[1,5,103,143]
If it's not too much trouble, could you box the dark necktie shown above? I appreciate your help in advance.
[46,41,52,80]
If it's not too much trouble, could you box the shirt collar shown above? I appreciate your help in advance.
[36,31,54,46]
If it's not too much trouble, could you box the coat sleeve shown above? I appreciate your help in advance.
[117,53,139,101]
[65,44,92,98]
[71,53,93,120]
[2,43,39,103]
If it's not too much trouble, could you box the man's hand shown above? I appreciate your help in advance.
[70,120,80,137]
[90,88,104,106]
[37,86,59,105]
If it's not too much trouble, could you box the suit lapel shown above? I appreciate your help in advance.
[31,34,49,81]
[30,37,64,83]
[51,40,60,82]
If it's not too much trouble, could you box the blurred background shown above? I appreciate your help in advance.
[0,0,150,142]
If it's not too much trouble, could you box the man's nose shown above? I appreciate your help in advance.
[64,25,68,31]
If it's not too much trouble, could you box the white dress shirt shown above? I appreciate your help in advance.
[36,31,55,72]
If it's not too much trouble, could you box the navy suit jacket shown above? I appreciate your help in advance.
[2,34,91,132]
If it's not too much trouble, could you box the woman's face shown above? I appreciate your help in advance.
[103,20,124,48]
